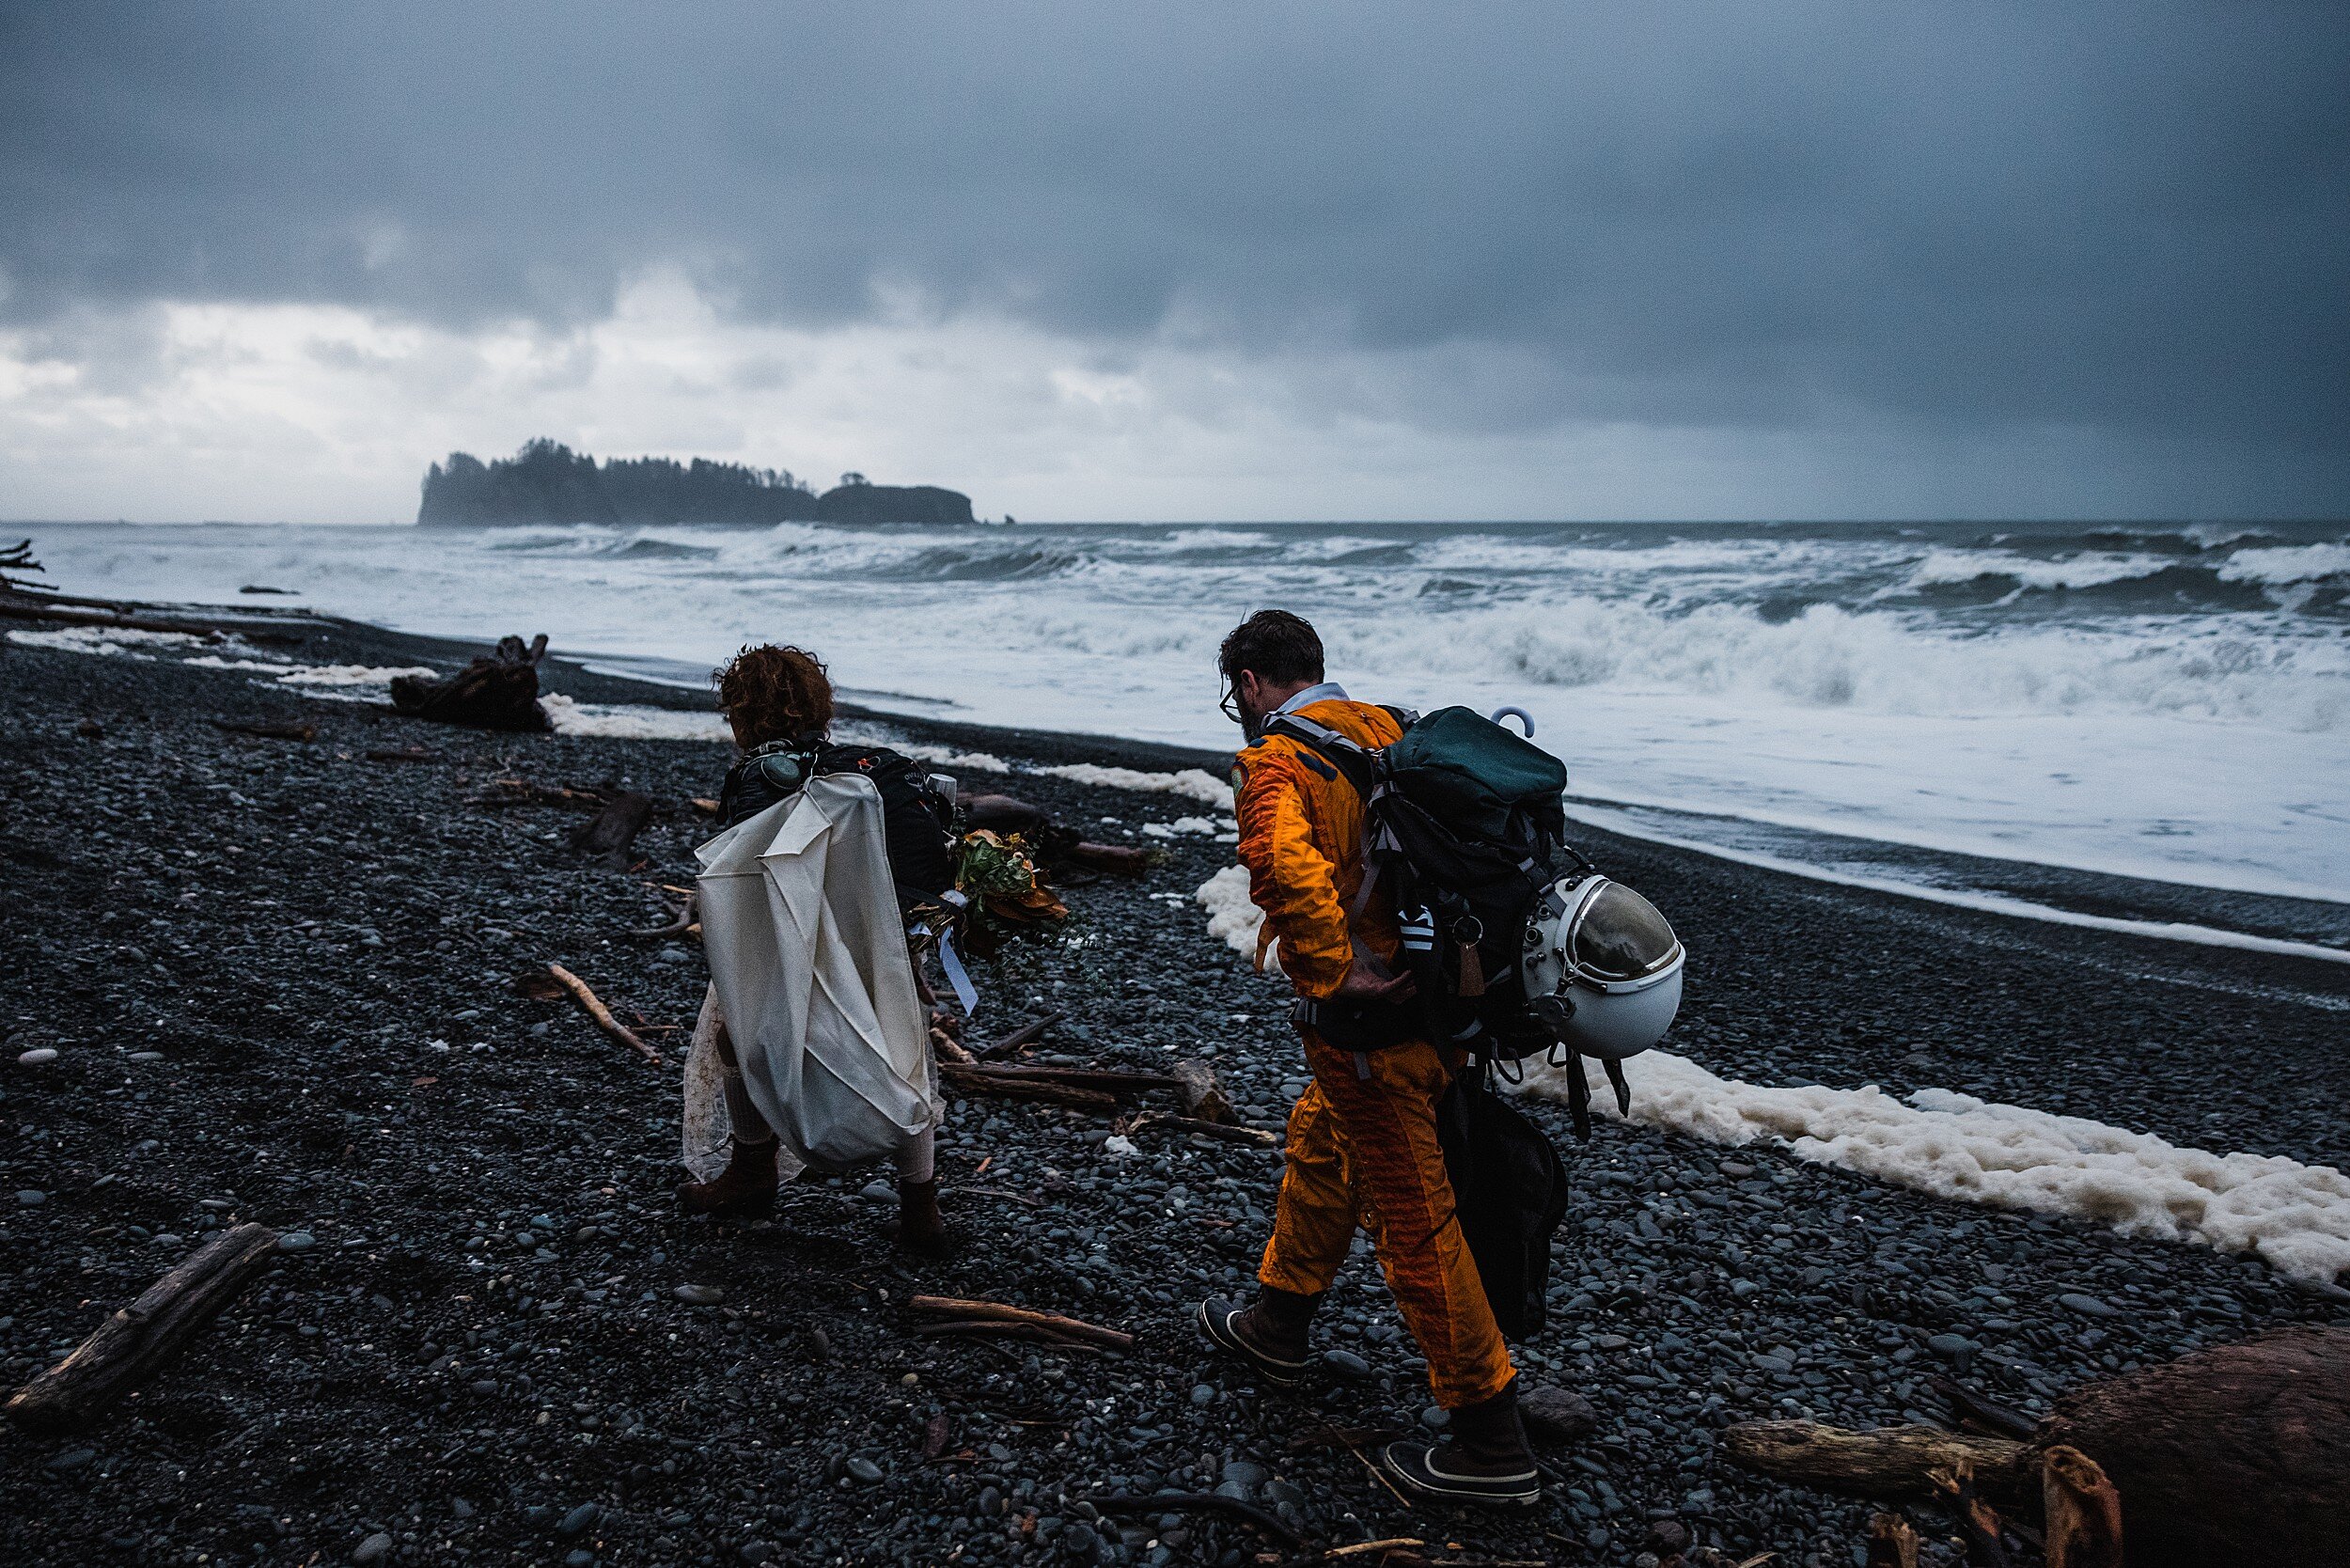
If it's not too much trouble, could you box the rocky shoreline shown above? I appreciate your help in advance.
[3,619,2345,1568]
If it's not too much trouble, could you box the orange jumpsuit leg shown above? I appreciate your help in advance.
[1259,1079,1360,1297]
[1261,1030,1515,1409]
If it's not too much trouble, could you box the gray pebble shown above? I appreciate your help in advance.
[556,1502,600,1536]
[278,1231,316,1251]
[15,1190,45,1207]
[2059,1292,2118,1318]
[844,1455,883,1483]
[352,1531,394,1565]
[1323,1348,1371,1377]
[674,1283,726,1306]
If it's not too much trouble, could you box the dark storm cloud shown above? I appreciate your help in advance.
[3,1,2344,455]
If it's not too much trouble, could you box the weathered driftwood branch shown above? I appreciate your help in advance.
[627,888,698,939]
[364,745,441,763]
[2039,1446,2122,1568]
[570,790,653,863]
[1723,1421,2029,1500]
[545,963,662,1065]
[938,1063,1117,1112]
[6,1222,279,1433]
[1170,1058,1235,1123]
[960,1063,1178,1093]
[906,1295,1134,1351]
[471,777,605,810]
[974,1011,1061,1060]
[1123,1111,1284,1148]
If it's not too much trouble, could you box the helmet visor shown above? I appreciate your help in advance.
[1572,883,1681,981]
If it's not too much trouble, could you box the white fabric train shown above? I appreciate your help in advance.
[682,773,938,1176]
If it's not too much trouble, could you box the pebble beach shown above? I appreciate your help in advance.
[3,617,2346,1568]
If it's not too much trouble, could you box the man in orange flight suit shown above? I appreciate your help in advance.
[1196,610,1540,1508]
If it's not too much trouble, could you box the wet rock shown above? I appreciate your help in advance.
[1521,1384,1599,1442]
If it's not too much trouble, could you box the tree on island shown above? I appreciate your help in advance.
[418,440,972,526]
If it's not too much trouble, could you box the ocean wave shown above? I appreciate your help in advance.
[1900,548,2179,593]
[2217,542,2350,587]
[1420,598,2350,731]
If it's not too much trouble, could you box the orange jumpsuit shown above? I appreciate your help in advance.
[1234,697,1515,1409]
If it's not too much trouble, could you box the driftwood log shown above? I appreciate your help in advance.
[1727,1326,2350,1568]
[906,1295,1134,1351]
[1723,1421,2032,1500]
[1170,1058,1235,1123]
[545,963,662,1065]
[6,1222,279,1433]
[389,633,549,731]
[973,1011,1061,1060]
[570,791,654,864]
[937,1062,1116,1113]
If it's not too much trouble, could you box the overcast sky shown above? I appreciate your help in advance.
[3,1,2343,523]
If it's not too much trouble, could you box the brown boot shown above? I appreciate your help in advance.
[1197,1285,1321,1387]
[678,1137,779,1217]
[893,1177,953,1258]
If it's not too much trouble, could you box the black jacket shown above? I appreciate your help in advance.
[719,740,957,913]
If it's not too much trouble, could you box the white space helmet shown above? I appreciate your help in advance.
[1522,874,1684,1059]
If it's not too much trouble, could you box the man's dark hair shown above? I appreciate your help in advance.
[1219,609,1324,687]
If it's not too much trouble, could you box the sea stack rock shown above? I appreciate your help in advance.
[811,479,975,525]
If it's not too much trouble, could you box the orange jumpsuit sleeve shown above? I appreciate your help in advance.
[1234,745,1354,999]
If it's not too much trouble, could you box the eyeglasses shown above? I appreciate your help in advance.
[1218,676,1243,727]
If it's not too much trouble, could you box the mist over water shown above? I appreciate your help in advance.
[32,518,2350,908]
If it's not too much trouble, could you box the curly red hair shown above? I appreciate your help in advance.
[715,644,835,747]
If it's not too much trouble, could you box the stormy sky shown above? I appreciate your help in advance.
[2,2,2343,523]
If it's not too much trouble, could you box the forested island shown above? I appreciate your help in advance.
[416,440,976,526]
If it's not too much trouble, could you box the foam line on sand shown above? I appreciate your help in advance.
[1562,800,2350,966]
[1517,1052,2350,1287]
[1194,867,2350,1285]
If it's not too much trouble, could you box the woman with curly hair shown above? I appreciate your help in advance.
[679,643,957,1256]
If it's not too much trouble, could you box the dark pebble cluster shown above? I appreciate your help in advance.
[2,624,2343,1568]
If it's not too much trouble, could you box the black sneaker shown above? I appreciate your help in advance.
[1196,1295,1309,1388]
[1376,1381,1542,1508]
[1375,1436,1541,1507]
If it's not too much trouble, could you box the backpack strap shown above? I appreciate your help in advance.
[1260,711,1379,799]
